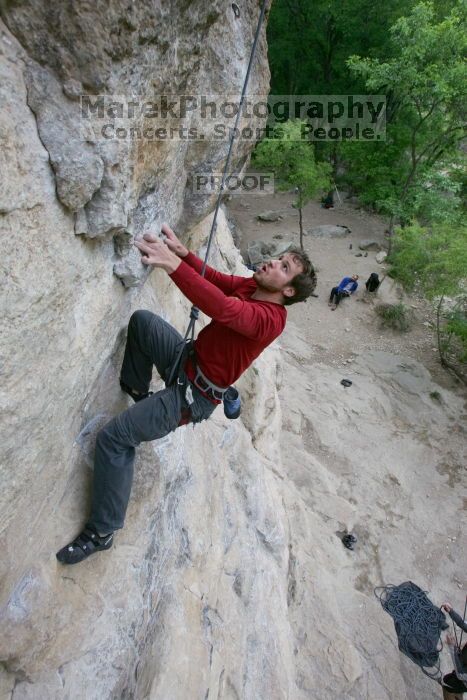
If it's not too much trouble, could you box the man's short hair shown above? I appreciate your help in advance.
[283,246,317,306]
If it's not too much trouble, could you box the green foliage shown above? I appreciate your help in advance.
[375,302,412,331]
[388,221,467,377]
[389,222,467,298]
[267,0,419,94]
[253,121,331,246]
[344,1,467,224]
[443,301,467,364]
[338,140,408,215]
[411,166,464,225]
[253,121,331,197]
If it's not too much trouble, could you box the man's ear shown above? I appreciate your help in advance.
[283,285,296,299]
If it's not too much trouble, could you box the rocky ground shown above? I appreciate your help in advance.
[228,190,460,388]
[227,190,467,699]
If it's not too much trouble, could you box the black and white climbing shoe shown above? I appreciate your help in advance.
[120,380,153,403]
[56,527,114,565]
[342,533,357,550]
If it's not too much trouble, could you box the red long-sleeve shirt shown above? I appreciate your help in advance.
[169,251,287,389]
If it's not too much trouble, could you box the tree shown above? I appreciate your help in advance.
[252,120,331,248]
[388,221,467,381]
[345,2,467,234]
[267,0,418,95]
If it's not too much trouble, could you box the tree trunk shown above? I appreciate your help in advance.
[386,215,395,255]
[436,295,445,365]
[299,206,304,250]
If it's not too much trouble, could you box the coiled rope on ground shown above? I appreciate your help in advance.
[375,581,449,682]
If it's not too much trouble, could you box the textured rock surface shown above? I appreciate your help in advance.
[257,210,283,221]
[359,239,381,251]
[277,335,466,699]
[1,0,268,279]
[1,4,466,700]
[247,239,294,265]
[376,250,388,264]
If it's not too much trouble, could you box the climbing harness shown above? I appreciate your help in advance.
[192,363,230,401]
[375,581,449,682]
[166,0,269,404]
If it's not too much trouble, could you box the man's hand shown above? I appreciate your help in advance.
[134,233,181,274]
[161,223,189,258]
[441,603,453,613]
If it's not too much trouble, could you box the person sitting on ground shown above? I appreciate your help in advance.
[328,274,359,310]
[365,272,380,293]
[440,602,467,700]
[321,191,334,209]
[56,224,317,565]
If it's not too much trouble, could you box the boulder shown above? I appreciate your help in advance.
[257,210,283,222]
[359,239,382,251]
[308,224,351,237]
[247,240,294,265]
[376,251,388,264]
[247,241,263,266]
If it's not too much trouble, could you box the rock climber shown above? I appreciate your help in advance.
[56,224,316,564]
[440,601,467,699]
[328,274,359,310]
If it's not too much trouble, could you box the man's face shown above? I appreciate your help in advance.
[352,274,359,281]
[253,252,304,297]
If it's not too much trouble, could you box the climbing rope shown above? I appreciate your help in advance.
[453,596,467,655]
[167,0,269,385]
[374,581,449,682]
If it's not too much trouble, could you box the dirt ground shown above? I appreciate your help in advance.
[226,190,462,392]
[225,190,466,699]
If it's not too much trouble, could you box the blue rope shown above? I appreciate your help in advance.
[375,581,449,683]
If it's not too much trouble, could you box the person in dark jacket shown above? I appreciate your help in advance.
[441,602,467,699]
[322,191,334,209]
[328,274,359,310]
[365,272,380,293]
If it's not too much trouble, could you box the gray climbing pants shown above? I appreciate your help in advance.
[88,310,217,533]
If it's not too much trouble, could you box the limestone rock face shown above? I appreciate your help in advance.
[1,0,269,281]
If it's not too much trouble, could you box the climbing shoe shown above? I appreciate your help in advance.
[56,527,114,565]
[342,533,357,550]
[120,379,153,403]
[223,386,241,420]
